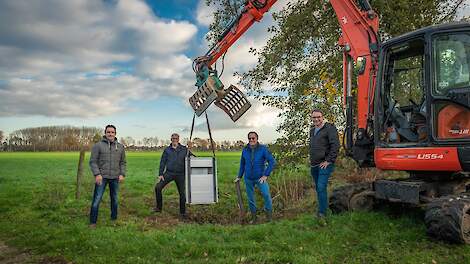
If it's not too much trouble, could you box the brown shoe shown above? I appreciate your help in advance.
[89,224,97,229]
[317,214,327,226]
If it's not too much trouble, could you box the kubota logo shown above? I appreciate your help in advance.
[417,153,444,160]
[449,128,469,135]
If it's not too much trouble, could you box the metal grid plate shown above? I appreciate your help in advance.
[189,80,218,116]
[214,85,251,122]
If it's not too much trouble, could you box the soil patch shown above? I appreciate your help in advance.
[0,241,69,264]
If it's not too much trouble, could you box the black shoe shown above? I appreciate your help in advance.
[153,207,161,213]
[265,211,273,222]
[179,214,188,221]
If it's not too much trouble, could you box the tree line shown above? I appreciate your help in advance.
[1,126,101,152]
[120,136,246,151]
[0,127,248,152]
[125,137,246,151]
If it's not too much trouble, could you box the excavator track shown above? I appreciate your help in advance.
[424,193,470,244]
[330,182,374,213]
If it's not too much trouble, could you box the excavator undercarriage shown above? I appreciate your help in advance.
[330,173,470,243]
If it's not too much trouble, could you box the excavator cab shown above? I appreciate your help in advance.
[378,37,427,145]
[376,24,470,152]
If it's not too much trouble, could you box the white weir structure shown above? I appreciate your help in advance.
[185,157,218,204]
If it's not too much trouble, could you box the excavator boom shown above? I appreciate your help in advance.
[190,0,278,122]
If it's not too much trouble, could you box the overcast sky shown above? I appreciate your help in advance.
[0,0,468,143]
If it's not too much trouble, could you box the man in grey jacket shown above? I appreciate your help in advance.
[89,125,126,228]
[309,109,339,219]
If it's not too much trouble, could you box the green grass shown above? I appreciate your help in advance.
[0,152,469,263]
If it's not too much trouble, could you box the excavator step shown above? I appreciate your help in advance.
[215,85,251,122]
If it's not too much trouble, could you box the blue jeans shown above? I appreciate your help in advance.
[311,164,334,215]
[244,178,272,214]
[89,178,119,224]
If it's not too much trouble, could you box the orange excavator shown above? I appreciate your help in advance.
[190,0,470,243]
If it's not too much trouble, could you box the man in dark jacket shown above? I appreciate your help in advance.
[235,131,276,223]
[309,109,340,219]
[89,125,127,228]
[154,133,189,219]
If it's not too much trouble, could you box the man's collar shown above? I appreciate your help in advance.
[314,122,325,129]
[102,136,116,143]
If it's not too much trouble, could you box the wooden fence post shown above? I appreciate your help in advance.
[76,149,85,199]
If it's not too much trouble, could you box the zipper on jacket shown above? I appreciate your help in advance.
[109,141,111,177]
[250,146,256,178]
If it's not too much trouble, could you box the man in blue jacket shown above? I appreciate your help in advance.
[235,131,276,223]
[154,133,189,219]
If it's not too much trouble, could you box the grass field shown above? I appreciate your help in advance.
[0,152,469,263]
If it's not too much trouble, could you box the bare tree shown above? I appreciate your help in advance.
[150,137,159,147]
[120,137,127,146]
[142,137,151,147]
[125,136,135,146]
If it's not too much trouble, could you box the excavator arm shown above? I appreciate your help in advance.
[190,0,278,122]
[330,0,379,164]
[198,0,278,69]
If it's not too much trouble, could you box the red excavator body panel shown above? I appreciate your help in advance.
[375,147,463,171]
[437,104,470,139]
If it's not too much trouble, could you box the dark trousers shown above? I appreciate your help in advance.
[89,178,119,224]
[155,174,186,215]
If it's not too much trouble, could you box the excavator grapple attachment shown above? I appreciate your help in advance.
[189,76,220,116]
[190,74,251,121]
[215,85,251,122]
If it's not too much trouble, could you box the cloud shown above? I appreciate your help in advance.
[196,0,216,27]
[0,0,198,117]
[457,1,470,19]
[0,75,153,117]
